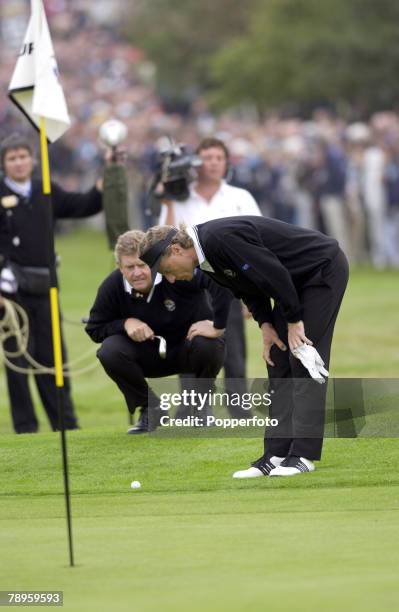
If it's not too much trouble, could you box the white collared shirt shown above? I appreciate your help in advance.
[4,177,32,199]
[185,226,215,273]
[123,273,162,296]
[159,180,261,226]
[123,277,133,294]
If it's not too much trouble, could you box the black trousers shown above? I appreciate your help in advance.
[3,292,78,433]
[265,249,349,460]
[97,333,225,414]
[224,298,247,395]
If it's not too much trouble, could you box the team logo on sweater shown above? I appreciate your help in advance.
[1,195,18,208]
[223,269,236,278]
[164,299,176,311]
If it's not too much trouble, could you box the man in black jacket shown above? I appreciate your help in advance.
[139,217,349,476]
[0,134,103,433]
[85,230,231,433]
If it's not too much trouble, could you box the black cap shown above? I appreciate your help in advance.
[140,228,178,301]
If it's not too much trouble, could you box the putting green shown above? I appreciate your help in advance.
[1,433,398,612]
[1,229,398,610]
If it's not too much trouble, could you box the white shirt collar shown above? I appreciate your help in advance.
[4,177,32,198]
[123,273,162,296]
[186,225,215,273]
[190,180,227,202]
[123,277,133,294]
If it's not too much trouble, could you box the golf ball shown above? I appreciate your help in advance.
[130,480,141,489]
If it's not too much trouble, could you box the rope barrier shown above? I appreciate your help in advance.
[0,298,99,377]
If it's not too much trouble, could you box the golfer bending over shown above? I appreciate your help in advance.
[86,230,232,433]
[140,217,348,476]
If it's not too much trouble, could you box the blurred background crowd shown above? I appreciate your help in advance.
[1,0,399,267]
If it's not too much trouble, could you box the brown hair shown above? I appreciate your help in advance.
[1,134,33,168]
[196,137,229,160]
[114,230,145,265]
[140,225,193,258]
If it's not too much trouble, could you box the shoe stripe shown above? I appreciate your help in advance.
[296,461,309,472]
[259,462,272,475]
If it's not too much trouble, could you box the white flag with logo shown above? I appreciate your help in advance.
[8,0,70,142]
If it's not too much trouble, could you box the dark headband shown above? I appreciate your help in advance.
[140,228,178,268]
[140,228,179,302]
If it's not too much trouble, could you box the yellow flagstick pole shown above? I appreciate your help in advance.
[39,116,74,567]
[39,117,64,386]
[39,116,51,195]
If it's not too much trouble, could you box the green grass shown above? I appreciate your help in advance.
[1,229,399,611]
[1,434,398,612]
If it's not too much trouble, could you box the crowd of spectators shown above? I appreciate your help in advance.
[1,2,398,267]
[220,110,399,268]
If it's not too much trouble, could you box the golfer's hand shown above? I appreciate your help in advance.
[187,320,225,341]
[287,320,313,351]
[261,322,287,366]
[124,318,155,342]
[292,345,329,383]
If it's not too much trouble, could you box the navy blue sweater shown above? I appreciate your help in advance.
[85,268,233,346]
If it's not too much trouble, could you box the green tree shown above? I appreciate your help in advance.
[123,0,256,100]
[210,0,399,112]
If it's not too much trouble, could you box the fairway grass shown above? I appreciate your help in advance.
[1,229,399,611]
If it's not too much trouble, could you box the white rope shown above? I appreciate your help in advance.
[0,298,99,377]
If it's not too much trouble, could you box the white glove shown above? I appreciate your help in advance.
[291,344,329,383]
[0,267,17,294]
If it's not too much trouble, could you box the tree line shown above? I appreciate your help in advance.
[124,0,399,115]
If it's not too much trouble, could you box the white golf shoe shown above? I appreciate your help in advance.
[269,455,315,477]
[233,454,285,479]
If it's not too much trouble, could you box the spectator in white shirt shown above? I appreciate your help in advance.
[159,168,261,225]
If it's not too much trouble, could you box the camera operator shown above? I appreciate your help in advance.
[85,230,232,433]
[156,137,262,413]
[0,133,104,433]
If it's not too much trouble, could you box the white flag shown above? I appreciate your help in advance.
[8,0,70,142]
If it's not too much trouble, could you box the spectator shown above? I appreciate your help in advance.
[0,134,103,433]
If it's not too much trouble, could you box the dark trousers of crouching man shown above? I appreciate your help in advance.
[97,333,225,424]
[265,250,349,460]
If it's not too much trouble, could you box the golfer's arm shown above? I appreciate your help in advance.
[85,314,126,343]
[241,294,273,326]
[85,287,126,343]
[197,271,233,330]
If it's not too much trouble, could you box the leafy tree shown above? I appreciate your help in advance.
[210,0,399,112]
[123,0,399,113]
[122,0,256,101]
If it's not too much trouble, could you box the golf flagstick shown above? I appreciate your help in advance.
[8,0,74,568]
[40,117,74,568]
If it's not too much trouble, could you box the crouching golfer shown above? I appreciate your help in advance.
[140,217,349,475]
[85,230,232,433]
